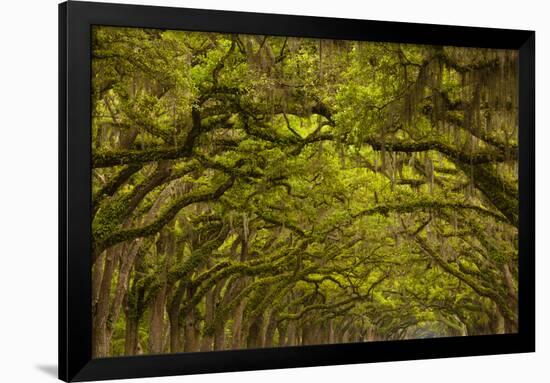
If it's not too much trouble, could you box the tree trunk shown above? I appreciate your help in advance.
[214,325,226,350]
[92,247,118,358]
[148,285,167,354]
[123,251,147,356]
[286,321,297,346]
[106,240,143,342]
[168,283,186,353]
[232,300,246,349]
[247,315,263,348]
[263,313,277,348]
[328,320,336,343]
[277,323,287,347]
[92,251,105,305]
[183,306,199,352]
[124,313,139,355]
[200,289,215,352]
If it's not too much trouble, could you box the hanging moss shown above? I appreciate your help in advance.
[91,27,519,355]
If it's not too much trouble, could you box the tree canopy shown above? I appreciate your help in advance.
[91,26,519,357]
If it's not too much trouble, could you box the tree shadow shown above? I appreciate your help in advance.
[35,364,57,378]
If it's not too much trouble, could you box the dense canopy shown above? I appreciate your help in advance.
[91,26,519,357]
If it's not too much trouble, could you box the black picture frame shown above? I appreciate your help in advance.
[59,1,535,381]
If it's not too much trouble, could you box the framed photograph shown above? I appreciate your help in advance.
[59,1,535,381]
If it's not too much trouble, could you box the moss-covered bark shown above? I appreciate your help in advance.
[91,26,519,356]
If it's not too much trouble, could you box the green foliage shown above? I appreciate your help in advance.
[90,26,519,357]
